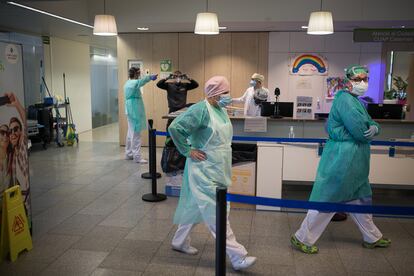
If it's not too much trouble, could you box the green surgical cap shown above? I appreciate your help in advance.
[344,65,369,79]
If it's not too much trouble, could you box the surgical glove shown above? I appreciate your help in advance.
[150,74,158,81]
[364,125,378,138]
[189,149,207,162]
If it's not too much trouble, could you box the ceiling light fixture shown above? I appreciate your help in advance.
[219,26,227,30]
[93,0,117,36]
[301,26,308,29]
[194,0,219,35]
[137,27,149,31]
[307,0,334,35]
[7,1,93,28]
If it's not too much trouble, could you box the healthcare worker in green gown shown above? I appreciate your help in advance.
[169,76,257,271]
[124,67,157,163]
[291,65,391,254]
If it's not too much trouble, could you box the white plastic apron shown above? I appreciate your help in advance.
[174,100,232,225]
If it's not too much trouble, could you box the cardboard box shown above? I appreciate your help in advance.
[229,162,256,209]
[229,162,256,195]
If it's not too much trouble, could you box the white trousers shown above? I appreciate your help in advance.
[172,221,248,264]
[125,119,142,161]
[295,198,383,246]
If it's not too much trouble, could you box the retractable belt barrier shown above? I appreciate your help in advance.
[156,130,414,217]
[227,194,414,217]
[155,131,414,148]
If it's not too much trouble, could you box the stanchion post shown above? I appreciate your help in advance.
[216,187,227,276]
[142,120,167,202]
[142,119,161,179]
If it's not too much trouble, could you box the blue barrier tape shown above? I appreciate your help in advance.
[227,194,414,216]
[155,131,414,147]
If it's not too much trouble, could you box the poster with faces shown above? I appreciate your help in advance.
[296,96,313,119]
[0,42,31,227]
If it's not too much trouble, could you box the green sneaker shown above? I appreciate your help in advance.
[363,237,391,249]
[290,235,319,254]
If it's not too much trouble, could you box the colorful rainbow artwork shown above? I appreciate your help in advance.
[291,54,328,75]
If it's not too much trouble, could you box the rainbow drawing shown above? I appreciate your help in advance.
[291,54,328,75]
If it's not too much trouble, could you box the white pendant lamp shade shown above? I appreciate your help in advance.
[93,14,117,36]
[194,12,219,35]
[307,11,334,35]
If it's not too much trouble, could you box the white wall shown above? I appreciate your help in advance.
[44,37,92,133]
[268,32,383,115]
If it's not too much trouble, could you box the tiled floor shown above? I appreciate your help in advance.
[1,126,414,275]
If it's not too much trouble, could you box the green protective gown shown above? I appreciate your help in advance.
[168,99,232,225]
[124,76,151,132]
[309,90,380,203]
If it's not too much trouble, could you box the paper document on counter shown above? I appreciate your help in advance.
[244,117,267,132]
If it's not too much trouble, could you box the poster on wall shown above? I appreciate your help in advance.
[128,59,144,72]
[160,59,172,79]
[296,96,313,119]
[326,77,346,99]
[0,42,31,229]
[290,54,328,76]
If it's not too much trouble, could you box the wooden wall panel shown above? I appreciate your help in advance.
[258,32,269,88]
[205,33,232,85]
[152,33,179,144]
[118,32,269,146]
[179,33,205,104]
[136,33,154,146]
[117,34,136,146]
[231,33,259,101]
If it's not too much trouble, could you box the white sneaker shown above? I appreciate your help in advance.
[232,256,257,271]
[172,245,199,255]
[125,155,133,160]
[134,158,148,164]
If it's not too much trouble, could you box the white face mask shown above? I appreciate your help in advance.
[350,81,368,96]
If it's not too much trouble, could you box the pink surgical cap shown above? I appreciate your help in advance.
[204,76,230,98]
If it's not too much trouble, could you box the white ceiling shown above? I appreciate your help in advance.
[0,0,413,49]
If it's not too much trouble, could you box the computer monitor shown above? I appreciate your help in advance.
[367,104,403,119]
[261,102,294,117]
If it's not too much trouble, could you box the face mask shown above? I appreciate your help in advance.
[350,81,368,96]
[250,80,256,87]
[218,95,232,107]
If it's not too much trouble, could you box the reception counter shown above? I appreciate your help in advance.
[163,114,414,210]
[229,116,414,140]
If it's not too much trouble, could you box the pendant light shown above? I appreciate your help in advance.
[194,0,219,35]
[307,0,334,35]
[93,0,117,36]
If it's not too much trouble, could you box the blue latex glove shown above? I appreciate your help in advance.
[150,74,158,81]
[364,125,378,138]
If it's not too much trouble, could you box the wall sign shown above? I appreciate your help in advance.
[160,59,172,79]
[296,96,313,119]
[290,54,328,76]
[354,28,414,43]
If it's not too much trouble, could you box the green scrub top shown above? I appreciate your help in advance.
[124,76,151,132]
[169,100,233,225]
[309,90,380,203]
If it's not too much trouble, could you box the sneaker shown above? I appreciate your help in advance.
[134,158,148,164]
[172,245,199,255]
[363,237,391,249]
[290,235,319,254]
[232,256,257,271]
[125,155,133,160]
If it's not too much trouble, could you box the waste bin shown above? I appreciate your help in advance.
[231,143,257,164]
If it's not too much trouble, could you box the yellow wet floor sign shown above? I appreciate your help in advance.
[0,186,33,262]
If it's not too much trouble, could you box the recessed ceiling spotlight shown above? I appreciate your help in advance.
[219,26,227,30]
[137,27,149,31]
[301,26,308,29]
[401,25,406,28]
